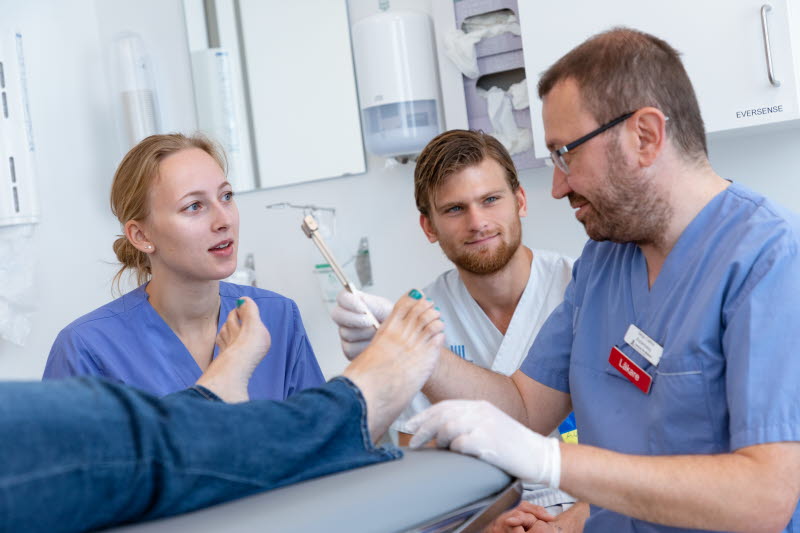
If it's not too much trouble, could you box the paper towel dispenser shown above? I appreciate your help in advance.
[0,31,38,228]
[352,10,442,158]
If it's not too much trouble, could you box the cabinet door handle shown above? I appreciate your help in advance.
[760,4,781,87]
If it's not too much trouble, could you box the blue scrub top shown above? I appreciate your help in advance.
[521,183,800,533]
[43,282,325,400]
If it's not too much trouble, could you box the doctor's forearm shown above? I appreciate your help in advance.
[558,441,800,533]
[421,347,530,425]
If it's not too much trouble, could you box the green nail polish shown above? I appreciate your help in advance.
[435,306,440,311]
[408,289,422,300]
[236,298,245,308]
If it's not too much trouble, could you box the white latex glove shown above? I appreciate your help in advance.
[330,289,393,360]
[406,400,562,489]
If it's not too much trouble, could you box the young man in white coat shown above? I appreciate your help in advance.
[332,129,586,531]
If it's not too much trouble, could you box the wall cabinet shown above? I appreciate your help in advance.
[517,0,800,159]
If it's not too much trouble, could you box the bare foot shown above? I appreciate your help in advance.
[195,297,271,402]
[343,289,444,441]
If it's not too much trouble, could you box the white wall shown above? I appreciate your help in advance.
[1,0,800,382]
[0,0,196,379]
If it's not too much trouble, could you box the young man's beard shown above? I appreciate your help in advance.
[442,222,522,275]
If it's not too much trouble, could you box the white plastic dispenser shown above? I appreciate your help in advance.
[113,33,159,148]
[352,10,441,158]
[0,32,38,227]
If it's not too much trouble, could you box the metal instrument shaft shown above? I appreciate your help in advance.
[301,215,380,329]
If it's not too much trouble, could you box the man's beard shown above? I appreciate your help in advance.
[441,222,522,275]
[573,137,672,245]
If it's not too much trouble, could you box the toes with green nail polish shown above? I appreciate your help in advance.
[408,289,422,300]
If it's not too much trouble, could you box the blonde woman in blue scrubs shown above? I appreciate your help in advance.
[43,133,325,399]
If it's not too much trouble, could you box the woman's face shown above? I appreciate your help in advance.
[142,147,239,283]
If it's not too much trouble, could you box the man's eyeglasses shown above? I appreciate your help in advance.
[549,111,635,174]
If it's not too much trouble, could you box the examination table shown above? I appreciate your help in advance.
[107,448,521,532]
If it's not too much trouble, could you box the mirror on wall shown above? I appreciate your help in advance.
[184,0,367,192]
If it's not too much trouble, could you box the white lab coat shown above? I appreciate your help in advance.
[393,248,576,508]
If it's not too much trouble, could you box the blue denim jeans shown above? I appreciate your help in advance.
[0,376,400,532]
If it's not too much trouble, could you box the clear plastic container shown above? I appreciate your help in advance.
[314,263,341,303]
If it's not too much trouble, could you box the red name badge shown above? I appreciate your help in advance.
[609,346,652,394]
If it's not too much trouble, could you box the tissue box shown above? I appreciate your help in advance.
[454,0,523,59]
[453,0,545,170]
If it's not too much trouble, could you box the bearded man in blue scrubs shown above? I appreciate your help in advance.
[406,27,800,533]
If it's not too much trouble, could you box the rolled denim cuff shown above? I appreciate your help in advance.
[163,385,225,402]
[189,385,225,402]
[330,376,402,460]
[331,375,362,400]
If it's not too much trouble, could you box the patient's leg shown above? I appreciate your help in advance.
[343,290,444,441]
[0,378,397,531]
[0,293,443,530]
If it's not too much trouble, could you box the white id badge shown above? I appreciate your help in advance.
[624,324,663,367]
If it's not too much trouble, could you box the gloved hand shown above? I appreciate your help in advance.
[406,400,562,489]
[330,289,393,360]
